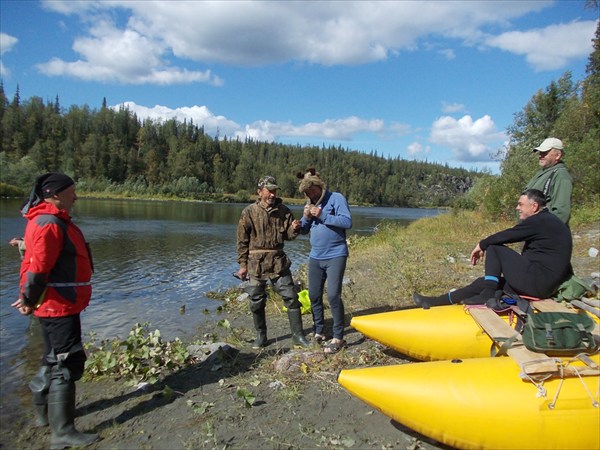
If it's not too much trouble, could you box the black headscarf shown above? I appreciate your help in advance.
[21,172,75,215]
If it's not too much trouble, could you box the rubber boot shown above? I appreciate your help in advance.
[29,366,50,427]
[251,309,268,349]
[287,308,310,348]
[48,376,99,449]
[412,292,451,309]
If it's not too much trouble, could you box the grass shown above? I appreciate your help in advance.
[343,210,508,311]
[343,208,599,313]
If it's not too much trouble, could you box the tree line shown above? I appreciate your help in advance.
[0,88,478,207]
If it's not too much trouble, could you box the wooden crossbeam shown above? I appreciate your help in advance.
[468,308,558,374]
[469,305,599,377]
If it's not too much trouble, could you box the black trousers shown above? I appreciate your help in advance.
[38,314,86,381]
[450,245,561,303]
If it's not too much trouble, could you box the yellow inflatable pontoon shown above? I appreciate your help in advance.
[350,304,509,360]
[338,355,600,450]
[351,302,599,361]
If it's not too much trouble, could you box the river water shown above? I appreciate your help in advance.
[0,198,442,420]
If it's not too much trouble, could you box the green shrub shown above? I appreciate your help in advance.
[0,182,25,197]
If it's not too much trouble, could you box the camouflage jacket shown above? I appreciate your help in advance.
[236,198,299,279]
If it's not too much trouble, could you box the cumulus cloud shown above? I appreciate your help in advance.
[239,117,386,142]
[36,0,583,86]
[0,32,18,78]
[0,32,17,54]
[114,102,239,136]
[114,102,389,143]
[438,49,456,60]
[407,142,431,158]
[441,102,466,114]
[430,114,506,162]
[36,20,222,85]
[485,20,596,71]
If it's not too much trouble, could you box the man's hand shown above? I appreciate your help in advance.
[235,268,248,281]
[9,237,23,247]
[11,298,33,315]
[470,244,484,266]
[292,219,301,231]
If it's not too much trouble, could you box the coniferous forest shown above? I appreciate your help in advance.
[0,85,477,207]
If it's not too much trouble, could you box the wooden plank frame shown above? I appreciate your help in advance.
[468,301,599,377]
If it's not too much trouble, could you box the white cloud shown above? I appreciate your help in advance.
[407,142,430,158]
[0,32,17,54]
[0,32,18,78]
[485,20,596,71]
[238,117,386,142]
[36,16,223,85]
[441,102,466,114]
[438,49,456,60]
[36,0,581,86]
[430,114,506,162]
[117,101,392,143]
[114,102,239,136]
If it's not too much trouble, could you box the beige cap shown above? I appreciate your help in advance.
[533,137,564,153]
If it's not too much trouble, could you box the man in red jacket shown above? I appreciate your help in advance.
[12,172,99,448]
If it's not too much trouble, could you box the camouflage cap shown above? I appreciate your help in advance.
[258,176,279,190]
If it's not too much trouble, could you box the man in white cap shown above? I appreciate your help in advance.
[524,137,572,224]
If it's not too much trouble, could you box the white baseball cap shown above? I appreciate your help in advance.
[533,137,564,153]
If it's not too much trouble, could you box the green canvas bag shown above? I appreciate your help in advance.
[553,275,594,302]
[522,311,598,356]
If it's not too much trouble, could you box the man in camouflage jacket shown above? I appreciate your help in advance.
[236,176,309,349]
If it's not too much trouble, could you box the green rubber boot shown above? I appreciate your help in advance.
[252,309,268,349]
[48,375,99,449]
[287,308,310,348]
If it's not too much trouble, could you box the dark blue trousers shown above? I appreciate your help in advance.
[308,256,347,340]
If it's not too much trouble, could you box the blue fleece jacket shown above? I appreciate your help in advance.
[300,191,352,260]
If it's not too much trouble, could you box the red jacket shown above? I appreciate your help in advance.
[20,202,92,317]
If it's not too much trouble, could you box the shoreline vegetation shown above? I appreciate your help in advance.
[3,209,599,449]
[1,187,391,208]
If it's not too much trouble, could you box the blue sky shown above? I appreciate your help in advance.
[1,1,597,173]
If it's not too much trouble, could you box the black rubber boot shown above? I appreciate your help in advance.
[288,308,310,348]
[48,376,99,449]
[29,366,50,427]
[412,292,451,309]
[251,309,268,349]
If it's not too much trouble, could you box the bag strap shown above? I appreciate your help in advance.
[542,167,559,196]
[576,323,594,348]
[493,334,521,357]
[544,322,555,346]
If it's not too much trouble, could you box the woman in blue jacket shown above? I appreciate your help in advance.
[298,169,352,354]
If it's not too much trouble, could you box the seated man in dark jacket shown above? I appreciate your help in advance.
[413,189,572,308]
